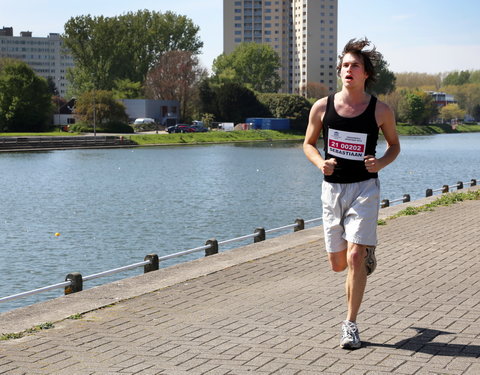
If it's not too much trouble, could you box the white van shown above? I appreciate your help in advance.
[133,118,155,125]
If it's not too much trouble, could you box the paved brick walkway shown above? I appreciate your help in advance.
[0,190,479,374]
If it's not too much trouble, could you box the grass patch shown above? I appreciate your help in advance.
[385,190,480,222]
[395,123,480,136]
[0,322,54,341]
[68,313,84,320]
[127,130,304,145]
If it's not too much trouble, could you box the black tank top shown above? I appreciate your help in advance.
[322,94,379,183]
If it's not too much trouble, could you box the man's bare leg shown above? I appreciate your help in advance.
[345,243,367,322]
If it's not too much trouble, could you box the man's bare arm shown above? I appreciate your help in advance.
[303,98,337,176]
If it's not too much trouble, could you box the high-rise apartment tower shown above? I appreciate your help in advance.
[0,27,74,97]
[224,0,338,95]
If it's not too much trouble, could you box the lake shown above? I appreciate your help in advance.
[0,133,479,312]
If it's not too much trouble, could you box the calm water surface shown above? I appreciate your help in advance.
[0,133,479,312]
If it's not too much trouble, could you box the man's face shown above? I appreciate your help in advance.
[340,52,368,88]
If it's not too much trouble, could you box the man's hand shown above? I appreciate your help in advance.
[364,155,381,173]
[322,158,337,175]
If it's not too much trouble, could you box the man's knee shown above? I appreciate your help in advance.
[331,263,348,272]
[328,250,348,272]
[347,244,367,268]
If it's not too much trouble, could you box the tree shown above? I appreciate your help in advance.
[144,51,207,121]
[439,103,466,122]
[303,82,329,100]
[63,10,203,94]
[395,72,442,90]
[443,70,471,86]
[369,58,396,95]
[212,43,282,93]
[198,78,218,117]
[398,92,425,125]
[0,59,53,132]
[379,91,403,121]
[209,83,268,123]
[417,91,439,124]
[46,77,59,96]
[472,104,480,121]
[74,90,128,126]
[442,83,480,116]
[257,93,311,131]
[112,79,143,99]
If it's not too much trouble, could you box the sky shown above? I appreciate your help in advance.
[1,0,479,74]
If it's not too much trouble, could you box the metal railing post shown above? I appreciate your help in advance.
[294,218,305,232]
[254,227,266,243]
[144,254,159,273]
[205,238,218,256]
[65,272,83,295]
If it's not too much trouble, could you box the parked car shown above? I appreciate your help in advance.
[167,124,195,133]
[190,124,209,132]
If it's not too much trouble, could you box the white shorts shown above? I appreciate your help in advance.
[321,179,380,253]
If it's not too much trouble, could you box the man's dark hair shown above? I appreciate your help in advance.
[336,38,383,89]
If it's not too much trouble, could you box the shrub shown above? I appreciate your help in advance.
[69,121,133,133]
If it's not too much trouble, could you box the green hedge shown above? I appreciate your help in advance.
[69,121,134,134]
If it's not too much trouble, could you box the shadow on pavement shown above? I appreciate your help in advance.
[363,327,480,357]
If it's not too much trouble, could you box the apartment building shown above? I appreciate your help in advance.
[223,0,337,95]
[0,27,74,97]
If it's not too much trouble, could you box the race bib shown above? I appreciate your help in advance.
[327,129,367,161]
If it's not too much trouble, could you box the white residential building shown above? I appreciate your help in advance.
[0,27,74,97]
[223,0,338,94]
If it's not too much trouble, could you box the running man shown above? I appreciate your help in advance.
[303,38,400,349]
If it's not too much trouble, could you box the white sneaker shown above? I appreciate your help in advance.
[340,320,361,349]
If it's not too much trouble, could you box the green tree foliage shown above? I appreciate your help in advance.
[0,59,53,132]
[257,93,312,131]
[198,81,268,123]
[439,103,466,122]
[417,91,439,124]
[442,84,480,115]
[214,83,268,122]
[398,92,425,125]
[112,79,143,99]
[471,104,480,121]
[198,79,218,117]
[63,10,203,94]
[74,90,128,126]
[395,72,442,90]
[443,70,471,86]
[212,43,282,93]
[369,58,396,95]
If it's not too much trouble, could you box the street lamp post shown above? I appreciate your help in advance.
[93,89,97,138]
